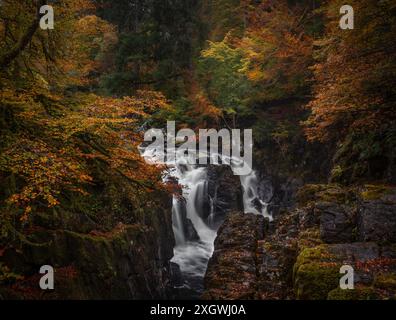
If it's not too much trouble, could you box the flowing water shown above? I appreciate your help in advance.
[140,144,272,294]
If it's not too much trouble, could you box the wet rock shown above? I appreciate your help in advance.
[204,165,243,228]
[298,206,320,230]
[256,240,297,299]
[0,195,176,300]
[1,223,175,299]
[169,262,184,287]
[318,202,357,243]
[327,242,380,262]
[202,183,396,300]
[258,173,304,219]
[256,175,274,203]
[358,192,396,242]
[202,212,267,300]
[184,219,200,242]
[269,176,304,210]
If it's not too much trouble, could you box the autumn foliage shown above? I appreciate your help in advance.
[0,0,173,241]
[197,0,395,183]
[0,0,395,246]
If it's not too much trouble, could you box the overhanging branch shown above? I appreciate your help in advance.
[0,0,47,69]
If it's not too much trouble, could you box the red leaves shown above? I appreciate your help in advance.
[356,258,396,274]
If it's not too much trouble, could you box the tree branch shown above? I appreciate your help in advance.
[0,0,47,69]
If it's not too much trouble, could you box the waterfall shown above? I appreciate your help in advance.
[240,171,273,220]
[140,144,272,293]
[171,163,217,281]
[141,147,217,285]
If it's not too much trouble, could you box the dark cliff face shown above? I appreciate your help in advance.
[0,192,175,300]
[202,212,267,300]
[202,185,396,300]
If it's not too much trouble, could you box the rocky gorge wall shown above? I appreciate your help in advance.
[0,191,175,300]
[203,184,396,300]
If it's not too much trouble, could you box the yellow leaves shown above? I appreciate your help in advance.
[46,195,60,208]
[40,156,49,164]
[0,88,169,221]
[201,36,244,64]
[246,69,265,82]
[305,0,396,143]
[67,14,117,83]
[1,135,90,215]
[75,15,114,36]
[78,174,93,183]
[20,206,32,222]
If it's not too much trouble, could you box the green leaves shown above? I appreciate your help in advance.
[197,37,255,119]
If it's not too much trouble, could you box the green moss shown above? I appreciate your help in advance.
[352,227,358,240]
[294,262,340,300]
[293,245,341,300]
[360,184,393,201]
[330,165,343,182]
[296,184,326,206]
[258,240,273,252]
[296,184,353,206]
[374,273,396,290]
[294,245,334,265]
[298,227,322,249]
[328,286,376,300]
[0,263,23,284]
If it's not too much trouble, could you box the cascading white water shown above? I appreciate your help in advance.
[171,163,217,279]
[141,147,217,281]
[140,144,272,292]
[240,171,273,220]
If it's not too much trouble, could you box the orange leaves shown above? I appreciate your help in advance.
[1,137,92,217]
[235,0,313,99]
[304,0,396,144]
[356,258,396,274]
[67,14,118,84]
[0,0,117,90]
[192,91,222,123]
[0,88,170,222]
[87,91,170,119]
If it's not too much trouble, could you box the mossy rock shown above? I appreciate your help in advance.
[373,273,396,290]
[298,227,322,249]
[296,184,354,207]
[294,262,340,300]
[360,185,394,201]
[327,286,376,300]
[296,184,327,206]
[293,245,341,300]
[0,262,23,284]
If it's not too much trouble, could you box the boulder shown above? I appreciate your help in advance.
[293,242,396,300]
[358,192,396,242]
[317,202,357,243]
[184,218,200,242]
[202,212,267,300]
[204,165,243,228]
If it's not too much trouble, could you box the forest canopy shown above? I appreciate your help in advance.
[0,0,174,242]
[0,0,395,247]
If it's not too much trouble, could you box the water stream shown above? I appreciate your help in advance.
[140,144,272,295]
